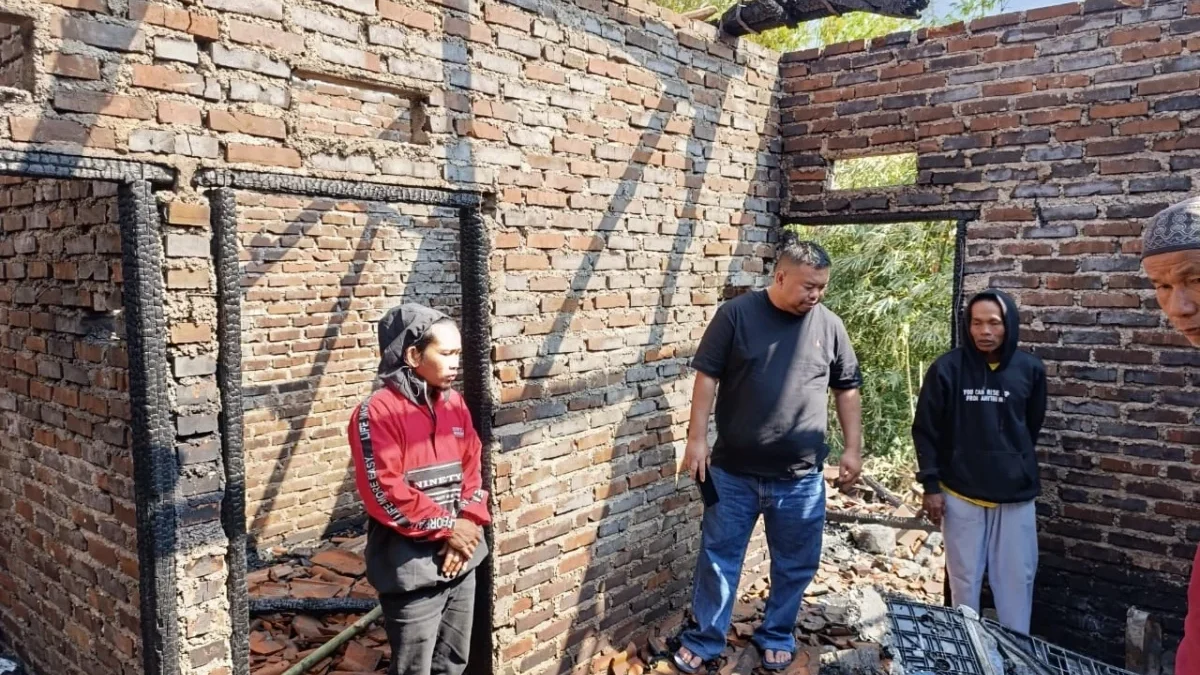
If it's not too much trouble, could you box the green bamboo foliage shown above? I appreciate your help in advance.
[789,221,956,491]
[653,0,1006,53]
[829,154,918,191]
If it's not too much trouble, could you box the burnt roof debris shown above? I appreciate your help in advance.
[715,0,929,38]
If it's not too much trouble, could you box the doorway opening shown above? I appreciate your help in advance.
[784,211,975,612]
[784,214,967,491]
[200,171,493,675]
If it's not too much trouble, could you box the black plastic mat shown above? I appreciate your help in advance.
[885,597,1136,675]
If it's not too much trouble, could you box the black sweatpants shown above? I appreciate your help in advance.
[378,569,476,675]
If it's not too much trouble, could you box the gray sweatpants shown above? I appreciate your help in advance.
[943,492,1038,634]
[379,569,476,675]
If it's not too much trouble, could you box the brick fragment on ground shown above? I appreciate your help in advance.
[312,549,368,577]
[249,532,389,674]
[249,631,286,656]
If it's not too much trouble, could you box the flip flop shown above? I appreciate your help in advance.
[671,646,704,675]
[754,643,794,672]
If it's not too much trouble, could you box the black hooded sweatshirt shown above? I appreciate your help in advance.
[912,290,1048,504]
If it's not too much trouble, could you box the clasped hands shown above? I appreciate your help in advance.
[439,518,481,578]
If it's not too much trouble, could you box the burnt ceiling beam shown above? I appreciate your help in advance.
[716,0,928,38]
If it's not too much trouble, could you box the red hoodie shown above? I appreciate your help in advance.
[348,384,490,541]
[1179,544,1200,675]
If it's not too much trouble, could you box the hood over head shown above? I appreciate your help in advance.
[963,289,1021,369]
[376,303,452,406]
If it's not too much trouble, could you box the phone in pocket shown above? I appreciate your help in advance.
[697,471,719,508]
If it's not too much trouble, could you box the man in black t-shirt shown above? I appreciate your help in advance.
[673,234,863,673]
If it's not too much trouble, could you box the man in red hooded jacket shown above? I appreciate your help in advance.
[1140,199,1200,674]
[347,303,490,675]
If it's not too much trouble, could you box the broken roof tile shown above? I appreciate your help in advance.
[312,548,368,577]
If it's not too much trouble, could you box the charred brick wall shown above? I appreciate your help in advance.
[779,0,1200,662]
[0,0,782,669]
[0,177,141,675]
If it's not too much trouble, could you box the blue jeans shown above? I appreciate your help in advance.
[680,465,826,660]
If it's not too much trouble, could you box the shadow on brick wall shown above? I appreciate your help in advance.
[484,36,784,671]
[238,197,463,553]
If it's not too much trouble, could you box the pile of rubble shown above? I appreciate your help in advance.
[815,468,945,604]
[248,535,388,675]
[604,585,903,675]
[667,588,894,674]
[249,538,376,602]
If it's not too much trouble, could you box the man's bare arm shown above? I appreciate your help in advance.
[688,372,718,442]
[684,372,719,481]
[833,387,863,488]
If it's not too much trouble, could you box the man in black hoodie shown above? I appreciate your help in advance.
[912,289,1047,634]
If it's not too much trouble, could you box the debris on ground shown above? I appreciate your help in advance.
[850,525,896,556]
[250,472,942,675]
[813,467,946,604]
[249,534,376,603]
[608,472,944,675]
[249,532,389,675]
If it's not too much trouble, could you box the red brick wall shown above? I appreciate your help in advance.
[292,75,424,145]
[1,0,782,669]
[0,178,140,675]
[0,20,25,89]
[779,0,1200,661]
[473,5,781,669]
[236,191,462,548]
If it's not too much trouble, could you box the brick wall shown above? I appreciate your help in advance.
[779,0,1200,661]
[291,75,426,145]
[237,191,462,549]
[0,20,24,88]
[162,190,232,675]
[470,3,781,671]
[0,0,783,669]
[0,177,141,675]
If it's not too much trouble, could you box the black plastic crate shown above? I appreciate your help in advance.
[982,618,1135,675]
[886,598,988,675]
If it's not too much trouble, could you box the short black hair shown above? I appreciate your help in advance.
[413,317,456,353]
[968,293,1006,319]
[776,231,831,270]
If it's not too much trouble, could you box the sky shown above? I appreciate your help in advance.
[999,0,1071,10]
[924,0,1063,20]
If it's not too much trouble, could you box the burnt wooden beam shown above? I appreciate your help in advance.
[717,0,928,37]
